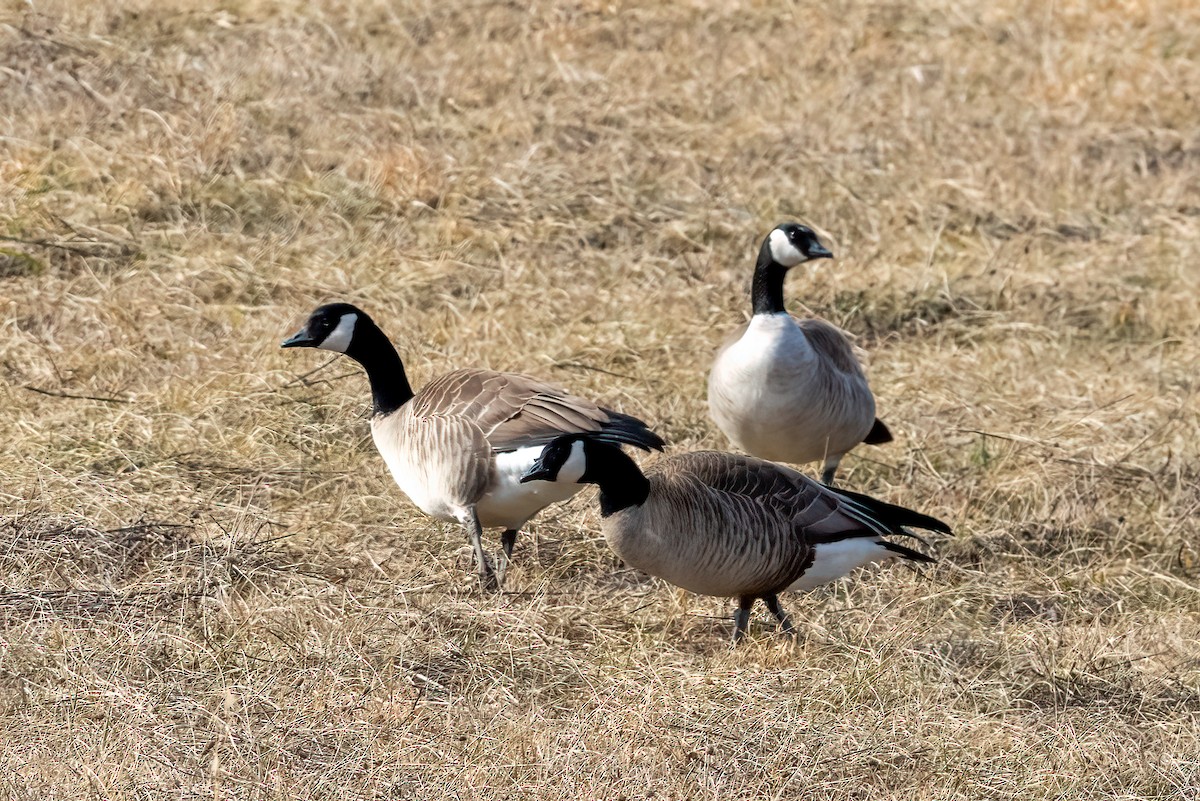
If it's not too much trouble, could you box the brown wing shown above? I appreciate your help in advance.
[798,318,893,448]
[662,450,947,541]
[796,318,866,376]
[410,368,662,453]
[660,451,865,540]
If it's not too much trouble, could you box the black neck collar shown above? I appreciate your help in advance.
[750,239,791,315]
[343,317,415,416]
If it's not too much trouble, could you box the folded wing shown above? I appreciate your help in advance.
[412,368,665,453]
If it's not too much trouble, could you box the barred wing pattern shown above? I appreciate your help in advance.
[411,369,664,453]
[658,451,941,547]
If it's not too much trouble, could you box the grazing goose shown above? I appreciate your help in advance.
[281,303,664,590]
[521,434,947,642]
[708,222,892,486]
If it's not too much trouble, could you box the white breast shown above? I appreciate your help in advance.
[712,314,814,397]
[371,423,460,522]
[709,315,818,457]
[476,443,586,529]
[709,314,874,465]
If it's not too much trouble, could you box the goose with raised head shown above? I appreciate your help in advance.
[521,434,947,642]
[708,222,892,486]
[281,303,665,591]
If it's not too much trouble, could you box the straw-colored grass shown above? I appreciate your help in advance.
[2,0,1199,797]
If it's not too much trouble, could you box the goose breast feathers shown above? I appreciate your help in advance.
[708,316,876,464]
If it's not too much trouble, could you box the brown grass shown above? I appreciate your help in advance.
[2,0,1199,797]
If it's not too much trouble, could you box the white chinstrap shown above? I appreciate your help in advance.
[318,312,358,353]
[767,228,806,267]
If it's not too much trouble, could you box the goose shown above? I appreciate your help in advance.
[281,302,665,590]
[708,222,892,486]
[520,434,947,642]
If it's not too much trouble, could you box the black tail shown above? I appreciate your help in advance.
[832,486,953,536]
[863,418,893,445]
[595,408,666,452]
[880,540,937,564]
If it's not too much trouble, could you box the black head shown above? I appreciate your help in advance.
[521,434,651,515]
[519,435,590,485]
[765,222,833,268]
[281,303,369,353]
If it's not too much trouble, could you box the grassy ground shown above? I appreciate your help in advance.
[2,0,1199,797]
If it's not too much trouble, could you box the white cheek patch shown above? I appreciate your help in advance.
[318,312,358,353]
[555,439,588,484]
[497,439,586,485]
[768,228,806,267]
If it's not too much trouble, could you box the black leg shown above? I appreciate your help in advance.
[731,596,756,644]
[496,528,519,588]
[820,460,839,487]
[463,510,498,592]
[501,529,518,560]
[761,594,796,636]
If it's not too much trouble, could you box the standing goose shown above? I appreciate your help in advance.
[281,303,665,590]
[708,222,892,486]
[521,434,947,642]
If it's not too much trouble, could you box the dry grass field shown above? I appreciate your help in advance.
[1,0,1199,797]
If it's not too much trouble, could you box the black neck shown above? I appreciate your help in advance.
[344,318,415,416]
[750,240,790,315]
[586,444,651,516]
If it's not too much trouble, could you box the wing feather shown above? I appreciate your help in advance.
[796,318,865,376]
[412,368,663,453]
[658,451,946,545]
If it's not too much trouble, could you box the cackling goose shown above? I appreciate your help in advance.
[708,222,892,486]
[521,434,947,642]
[281,303,665,590]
